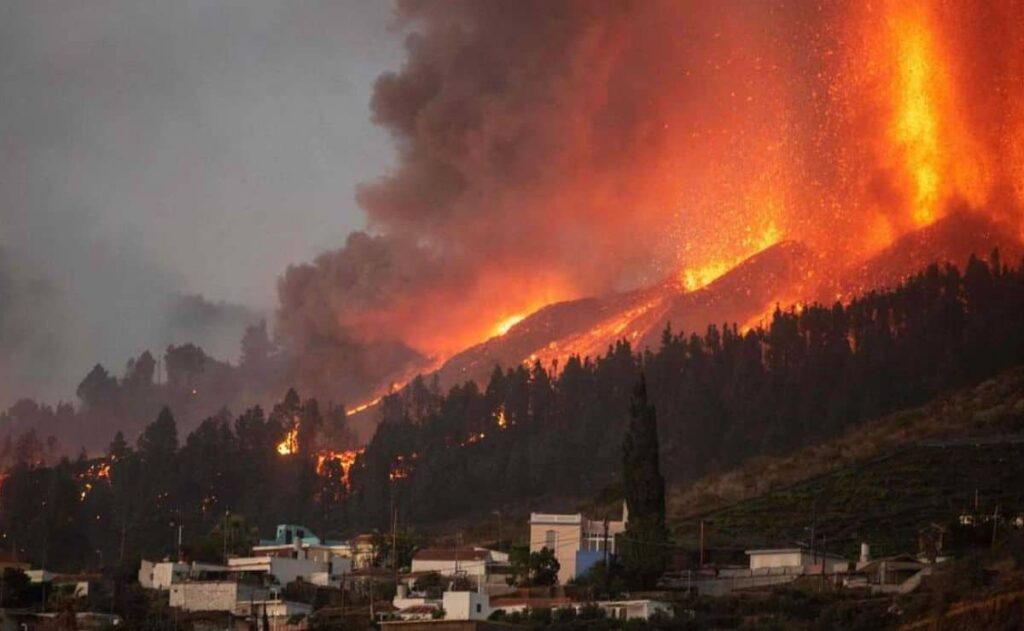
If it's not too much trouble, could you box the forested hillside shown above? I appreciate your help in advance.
[2,252,1024,571]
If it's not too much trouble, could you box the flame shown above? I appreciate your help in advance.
[316,448,364,489]
[495,406,508,429]
[493,314,526,337]
[276,425,299,456]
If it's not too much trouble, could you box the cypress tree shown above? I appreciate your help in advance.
[620,372,669,588]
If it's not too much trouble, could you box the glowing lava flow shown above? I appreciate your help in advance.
[345,397,381,417]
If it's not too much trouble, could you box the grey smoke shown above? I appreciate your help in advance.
[0,0,401,406]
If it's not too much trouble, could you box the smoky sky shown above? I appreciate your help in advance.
[0,0,402,405]
[277,0,1024,405]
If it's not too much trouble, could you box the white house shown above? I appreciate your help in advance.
[139,561,188,590]
[528,503,627,584]
[227,554,342,587]
[138,560,229,590]
[745,548,849,575]
[409,548,508,583]
[442,590,492,621]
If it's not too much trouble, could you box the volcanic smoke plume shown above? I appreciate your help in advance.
[278,0,1024,402]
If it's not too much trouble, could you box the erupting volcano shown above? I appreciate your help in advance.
[277,0,1024,421]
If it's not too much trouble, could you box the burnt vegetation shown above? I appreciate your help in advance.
[2,252,1024,571]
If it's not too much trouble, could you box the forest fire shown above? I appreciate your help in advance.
[389,453,416,482]
[77,459,111,502]
[275,425,299,456]
[316,448,363,489]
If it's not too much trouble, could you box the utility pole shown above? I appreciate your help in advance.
[603,517,610,596]
[809,519,816,566]
[992,505,1001,548]
[699,521,705,568]
[391,505,398,572]
[454,531,463,577]
[223,510,230,563]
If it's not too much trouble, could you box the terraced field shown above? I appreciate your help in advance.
[675,437,1024,558]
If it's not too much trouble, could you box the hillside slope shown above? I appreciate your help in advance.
[668,367,1024,555]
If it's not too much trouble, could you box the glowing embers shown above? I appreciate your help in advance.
[678,222,781,292]
[679,261,735,293]
[389,453,417,482]
[77,459,112,502]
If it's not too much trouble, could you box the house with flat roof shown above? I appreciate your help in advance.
[745,547,850,575]
[528,503,627,584]
[138,559,230,590]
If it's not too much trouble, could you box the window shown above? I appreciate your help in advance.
[545,530,557,551]
[476,604,482,613]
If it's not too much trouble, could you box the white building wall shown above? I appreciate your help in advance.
[139,561,189,590]
[234,599,313,618]
[442,591,491,621]
[748,550,848,574]
[269,557,327,584]
[227,556,328,586]
[169,582,268,612]
[597,600,672,621]
[749,551,804,570]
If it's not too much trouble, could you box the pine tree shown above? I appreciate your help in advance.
[137,406,179,463]
[620,373,669,588]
